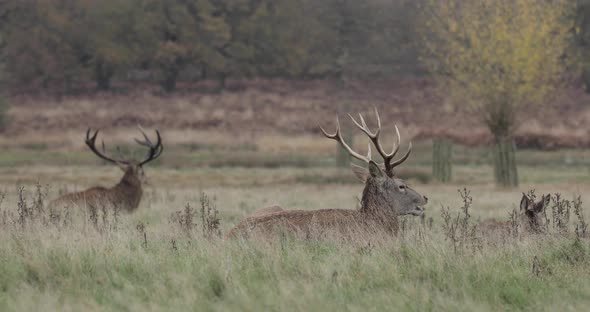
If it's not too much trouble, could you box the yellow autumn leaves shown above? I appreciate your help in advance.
[422,0,573,116]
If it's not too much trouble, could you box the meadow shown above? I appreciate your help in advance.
[0,140,589,311]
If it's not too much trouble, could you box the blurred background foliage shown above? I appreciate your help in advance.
[0,0,454,93]
[0,0,588,95]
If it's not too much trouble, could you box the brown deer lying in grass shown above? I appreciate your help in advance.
[47,127,163,213]
[249,205,284,217]
[479,193,550,235]
[227,108,428,239]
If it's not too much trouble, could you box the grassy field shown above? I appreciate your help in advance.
[0,142,589,311]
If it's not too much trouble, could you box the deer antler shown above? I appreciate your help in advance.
[135,126,163,166]
[320,107,412,176]
[320,117,373,164]
[85,129,128,164]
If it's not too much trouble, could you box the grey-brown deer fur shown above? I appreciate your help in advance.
[47,127,163,213]
[227,108,428,239]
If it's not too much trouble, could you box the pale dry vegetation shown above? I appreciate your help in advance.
[2,1,590,310]
[4,79,590,150]
[0,147,588,311]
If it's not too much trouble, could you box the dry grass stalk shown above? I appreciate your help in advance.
[440,188,480,254]
[201,192,221,240]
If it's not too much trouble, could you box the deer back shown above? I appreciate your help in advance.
[226,208,400,240]
[47,186,113,211]
[249,205,284,217]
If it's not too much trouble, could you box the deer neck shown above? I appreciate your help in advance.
[359,179,395,220]
[112,169,143,211]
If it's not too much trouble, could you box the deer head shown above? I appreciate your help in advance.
[85,126,163,185]
[320,108,428,217]
[520,193,550,231]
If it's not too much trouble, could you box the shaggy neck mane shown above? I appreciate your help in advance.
[112,168,143,211]
[360,177,394,219]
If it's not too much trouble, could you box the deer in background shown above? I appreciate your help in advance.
[47,127,163,213]
[479,193,550,235]
[227,108,428,239]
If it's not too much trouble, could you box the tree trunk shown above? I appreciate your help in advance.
[201,63,208,80]
[160,67,179,93]
[218,73,227,91]
[492,136,518,187]
[95,61,113,91]
[432,138,452,182]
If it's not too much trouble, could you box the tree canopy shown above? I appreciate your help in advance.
[0,0,424,93]
[421,0,573,137]
[0,0,588,94]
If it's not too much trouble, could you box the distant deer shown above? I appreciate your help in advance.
[47,127,163,213]
[227,108,428,239]
[479,193,550,235]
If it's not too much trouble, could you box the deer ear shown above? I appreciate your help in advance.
[368,161,384,178]
[520,193,529,211]
[350,163,369,183]
[544,194,551,206]
[534,194,550,212]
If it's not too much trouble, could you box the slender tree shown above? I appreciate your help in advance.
[421,0,573,187]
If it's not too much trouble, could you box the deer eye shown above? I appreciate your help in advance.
[399,185,406,190]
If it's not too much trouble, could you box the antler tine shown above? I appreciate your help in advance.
[134,138,151,147]
[348,108,405,176]
[390,141,412,168]
[84,128,122,164]
[319,116,341,139]
[86,128,99,144]
[358,114,374,136]
[348,113,378,138]
[153,130,163,156]
[319,117,372,164]
[138,128,164,166]
[391,124,401,156]
[377,107,400,158]
[374,106,381,131]
[134,125,154,147]
[153,143,164,159]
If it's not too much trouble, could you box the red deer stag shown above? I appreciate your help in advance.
[227,108,428,239]
[479,193,550,235]
[47,127,163,213]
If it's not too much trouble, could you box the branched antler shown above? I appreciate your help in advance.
[135,126,163,166]
[320,117,373,163]
[320,107,412,176]
[85,129,127,164]
[85,126,163,166]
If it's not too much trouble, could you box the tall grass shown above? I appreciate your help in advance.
[0,183,588,311]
